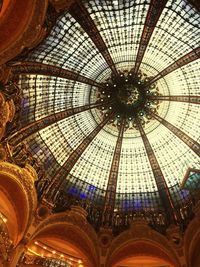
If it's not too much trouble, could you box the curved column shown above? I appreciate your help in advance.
[7,240,27,267]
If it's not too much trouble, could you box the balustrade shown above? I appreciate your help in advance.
[22,255,73,267]
[52,183,199,235]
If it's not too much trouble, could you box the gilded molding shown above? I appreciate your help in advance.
[30,211,100,266]
[0,0,48,65]
[106,220,182,267]
[0,92,15,141]
[0,161,38,239]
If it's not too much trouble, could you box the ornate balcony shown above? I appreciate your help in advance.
[21,254,73,267]
[0,213,12,263]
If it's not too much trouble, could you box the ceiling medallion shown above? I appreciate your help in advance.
[96,70,161,130]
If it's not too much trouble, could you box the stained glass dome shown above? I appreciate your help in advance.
[10,0,200,222]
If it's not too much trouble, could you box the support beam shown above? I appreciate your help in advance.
[8,102,107,145]
[135,117,177,222]
[46,111,114,201]
[146,47,200,85]
[149,95,200,105]
[148,111,200,157]
[188,0,200,12]
[104,118,126,214]
[133,0,167,74]
[69,2,118,76]
[10,61,104,88]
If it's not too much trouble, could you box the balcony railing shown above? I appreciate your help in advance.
[0,214,12,262]
[52,180,198,235]
[22,255,73,267]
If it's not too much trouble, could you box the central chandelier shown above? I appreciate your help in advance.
[95,70,161,129]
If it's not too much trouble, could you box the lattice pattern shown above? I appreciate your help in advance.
[12,0,200,211]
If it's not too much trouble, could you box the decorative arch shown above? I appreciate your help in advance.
[107,240,179,267]
[0,0,48,65]
[29,209,100,267]
[0,161,37,245]
[184,206,200,267]
[106,221,181,267]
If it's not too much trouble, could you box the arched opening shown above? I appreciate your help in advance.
[0,171,30,245]
[113,255,174,267]
[107,240,180,267]
[23,237,86,267]
[24,221,98,267]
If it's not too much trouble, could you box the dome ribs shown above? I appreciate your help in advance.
[45,111,115,202]
[10,61,104,88]
[69,1,118,77]
[133,0,168,75]
[148,110,200,157]
[149,95,200,105]
[8,102,106,145]
[5,0,199,232]
[146,47,200,86]
[103,118,126,217]
[135,117,178,223]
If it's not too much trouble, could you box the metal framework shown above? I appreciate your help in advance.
[149,95,200,104]
[136,118,177,222]
[46,112,115,201]
[103,119,126,213]
[146,47,200,85]
[69,2,118,76]
[133,0,168,74]
[9,102,106,145]
[181,168,200,189]
[11,62,104,88]
[148,111,200,157]
[188,0,200,12]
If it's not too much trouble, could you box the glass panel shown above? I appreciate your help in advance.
[16,0,200,209]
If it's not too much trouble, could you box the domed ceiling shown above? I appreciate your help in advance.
[13,0,200,212]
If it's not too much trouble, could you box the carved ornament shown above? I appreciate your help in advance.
[0,92,15,141]
[0,161,38,236]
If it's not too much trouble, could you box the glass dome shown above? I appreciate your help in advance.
[11,0,200,218]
